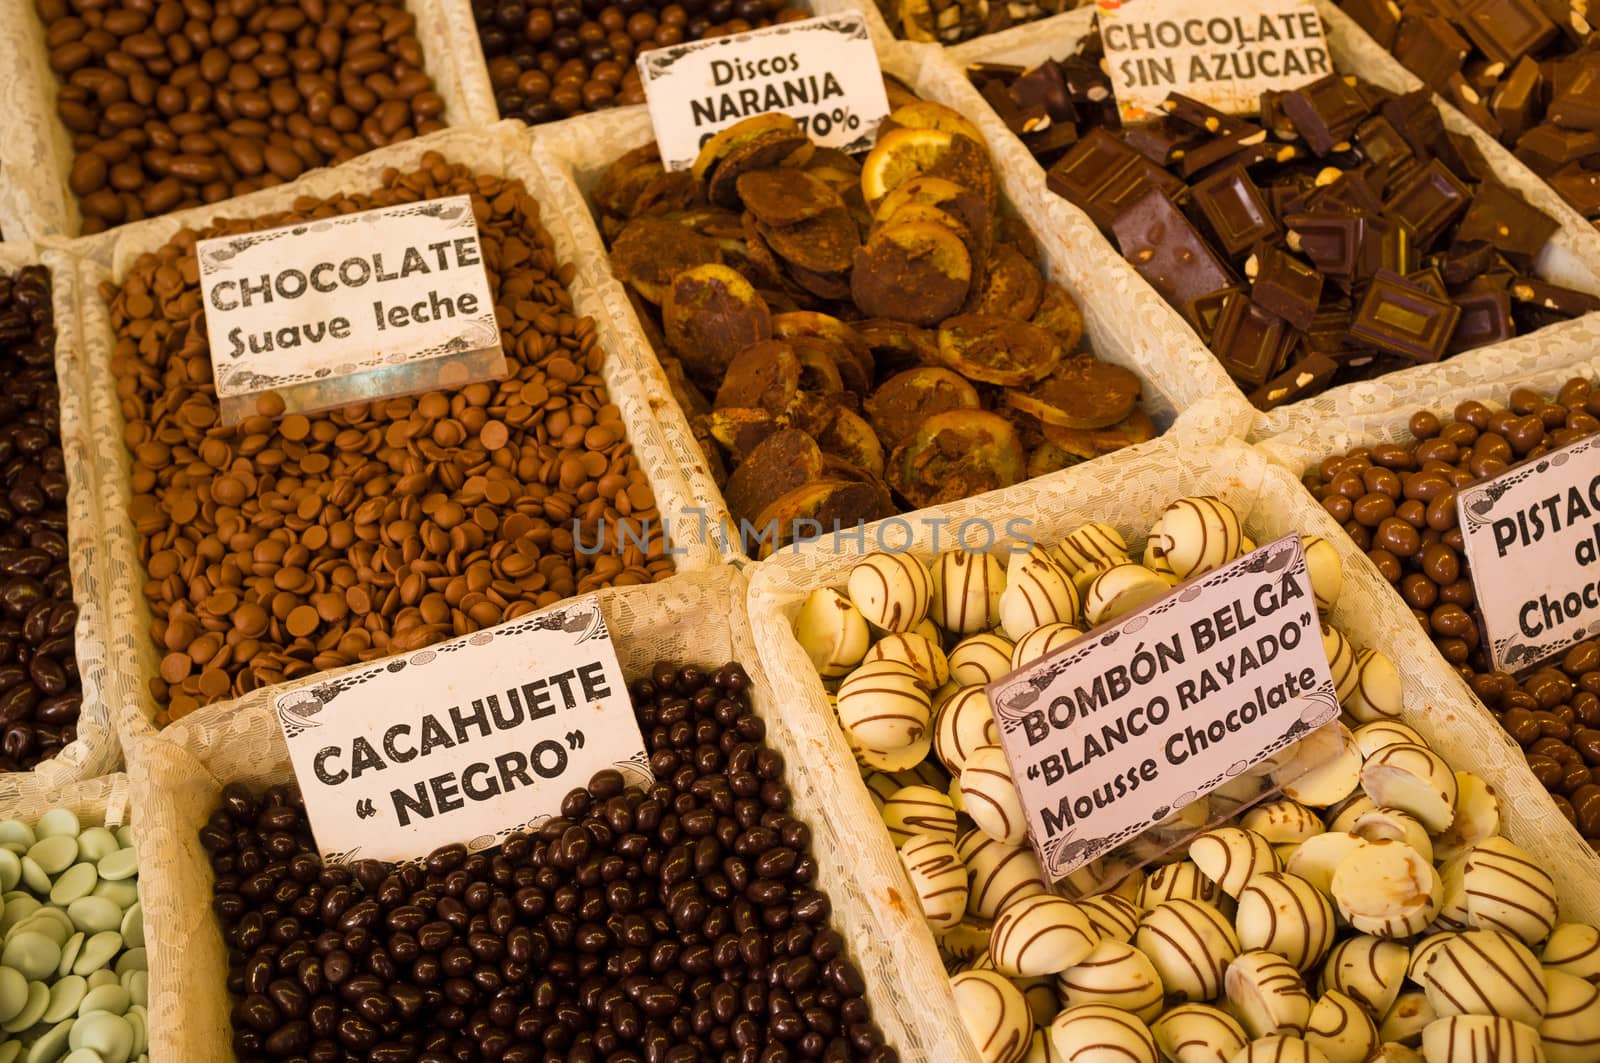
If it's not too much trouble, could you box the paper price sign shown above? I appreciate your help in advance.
[196,195,506,426]
[1457,434,1600,673]
[276,596,649,864]
[986,535,1340,881]
[637,11,890,172]
[1096,0,1331,122]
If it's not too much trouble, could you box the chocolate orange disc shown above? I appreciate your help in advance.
[759,207,860,276]
[817,405,885,476]
[1041,408,1157,459]
[970,243,1044,319]
[662,264,772,384]
[693,114,803,184]
[881,101,988,147]
[934,314,1062,386]
[748,478,896,558]
[887,409,1027,508]
[706,407,781,461]
[736,169,841,228]
[706,132,814,208]
[1027,441,1084,478]
[1003,355,1141,430]
[861,127,959,206]
[771,312,874,389]
[864,366,981,449]
[713,340,801,413]
[1030,283,1084,350]
[789,336,847,396]
[724,427,825,525]
[594,143,667,220]
[610,218,725,305]
[854,319,941,371]
[851,222,973,326]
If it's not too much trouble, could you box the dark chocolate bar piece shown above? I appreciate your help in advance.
[1191,165,1278,256]
[1251,242,1324,331]
[1549,163,1600,216]
[1548,57,1600,132]
[1110,185,1235,308]
[1448,288,1514,352]
[1509,277,1600,316]
[1046,130,1143,226]
[1279,75,1368,156]
[1382,159,1471,246]
[1209,293,1292,386]
[1343,0,1401,47]
[1249,351,1340,410]
[1459,0,1559,66]
[1181,285,1243,342]
[1393,15,1471,90]
[1355,115,1417,178]
[1407,266,1449,299]
[1349,269,1461,361]
[1440,240,1497,286]
[1285,212,1386,283]
[1514,124,1600,175]
[1454,180,1560,259]
[1491,57,1544,143]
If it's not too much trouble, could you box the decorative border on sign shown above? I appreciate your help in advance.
[638,11,870,75]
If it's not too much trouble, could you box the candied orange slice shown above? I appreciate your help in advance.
[884,101,988,147]
[861,128,959,207]
[748,479,896,558]
[1004,355,1142,430]
[759,207,860,276]
[851,222,973,326]
[771,312,874,388]
[969,243,1044,319]
[662,264,772,384]
[1030,283,1084,350]
[934,314,1062,386]
[886,410,1027,508]
[817,405,885,476]
[864,366,980,449]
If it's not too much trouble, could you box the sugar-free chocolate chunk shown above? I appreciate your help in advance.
[1343,0,1401,46]
[850,222,973,326]
[1491,58,1545,142]
[1251,244,1324,331]
[864,367,981,449]
[1181,285,1243,340]
[724,428,826,524]
[886,409,1026,508]
[1110,185,1234,307]
[1393,15,1472,89]
[1002,355,1141,429]
[1248,351,1339,409]
[1550,164,1600,215]
[1349,269,1461,361]
[1191,165,1278,256]
[713,340,802,413]
[1448,288,1515,352]
[1548,57,1600,131]
[935,314,1063,387]
[1285,211,1369,281]
[1460,0,1559,65]
[1515,123,1600,173]
[1382,89,1449,161]
[1209,292,1291,386]
[1454,181,1559,258]
[1407,265,1449,299]
[662,264,773,385]
[1509,277,1600,316]
[1045,129,1144,225]
[1382,159,1471,246]
[1280,74,1369,154]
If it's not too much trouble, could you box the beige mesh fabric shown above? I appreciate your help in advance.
[131,564,977,1061]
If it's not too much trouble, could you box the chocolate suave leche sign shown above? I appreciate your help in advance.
[196,194,505,425]
[1457,434,1600,673]
[276,596,649,863]
[987,536,1340,880]
[1097,0,1330,122]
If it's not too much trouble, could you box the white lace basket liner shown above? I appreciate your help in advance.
[940,4,1600,442]
[51,120,720,758]
[744,432,1600,1057]
[530,37,1251,564]
[126,563,973,1061]
[0,0,485,240]
[1,771,133,832]
[0,241,122,803]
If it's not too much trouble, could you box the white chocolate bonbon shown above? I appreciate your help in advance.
[1304,990,1379,1063]
[1543,923,1600,983]
[1329,839,1440,938]
[1419,930,1547,1027]
[1048,1003,1158,1063]
[1156,496,1244,580]
[1378,990,1434,1045]
[1241,802,1325,845]
[998,548,1080,641]
[1341,648,1403,722]
[1225,1035,1330,1062]
[1351,720,1427,760]
[836,660,931,754]
[1189,827,1280,899]
[1432,772,1501,864]
[959,831,1048,921]
[933,685,997,775]
[1136,899,1240,1003]
[1420,1015,1544,1062]
[1083,562,1170,626]
[948,634,1017,688]
[1300,535,1342,613]
[1152,1003,1248,1063]
[1055,938,1164,1020]
[1278,726,1362,809]
[882,784,957,845]
[990,893,1098,977]
[1236,872,1336,973]
[1539,969,1600,1063]
[794,588,870,676]
[1458,837,1557,946]
[865,632,949,690]
[1010,622,1083,670]
[932,550,1005,635]
[961,746,1028,847]
[1052,522,1129,590]
[1284,833,1368,896]
[1359,743,1457,834]
[899,834,967,933]
[1319,936,1408,1018]
[1351,807,1433,864]
[951,968,1032,1063]
[848,551,933,632]
[1226,949,1314,1038]
[1320,624,1358,703]
[1141,862,1227,910]
[1079,893,1141,944]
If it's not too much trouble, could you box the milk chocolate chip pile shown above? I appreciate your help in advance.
[0,266,83,772]
[1305,376,1600,846]
[204,661,901,1062]
[792,498,1600,1062]
[107,153,673,724]
[598,106,1152,552]
[38,0,450,233]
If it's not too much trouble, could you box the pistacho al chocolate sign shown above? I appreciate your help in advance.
[987,535,1340,880]
[1097,0,1331,123]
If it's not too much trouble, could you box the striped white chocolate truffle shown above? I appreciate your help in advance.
[1079,893,1142,944]
[949,633,1017,687]
[794,587,870,677]
[1156,496,1244,580]
[1407,933,1458,985]
[1342,649,1402,722]
[1351,720,1427,761]
[1544,923,1600,983]
[1300,535,1342,614]
[943,918,995,965]
[1421,1015,1544,1062]
[1084,562,1170,627]
[999,548,1081,641]
[1378,990,1434,1045]
[1305,990,1379,1063]
[990,892,1098,977]
[883,784,958,845]
[1459,837,1557,946]
[1539,969,1600,1063]
[950,968,1032,1063]
[836,660,931,753]
[1284,833,1368,896]
[862,770,899,805]
[1225,1035,1331,1062]
[1048,1002,1158,1063]
[934,685,998,775]
[1241,801,1326,845]
[1152,1003,1248,1063]
[1052,521,1130,586]
[1351,807,1434,864]
[854,731,933,774]
[1330,839,1440,938]
[1320,624,1358,703]
[1277,725,1362,809]
[1318,935,1409,1018]
[1056,938,1164,1020]
[1227,949,1314,1038]
[1359,743,1457,834]
[1141,862,1228,911]
[1432,853,1470,933]
[1135,899,1241,1003]
[1011,622,1084,670]
[1432,772,1501,864]
[848,551,933,632]
[1022,1028,1062,1063]
[1324,794,1377,835]
[961,745,1027,846]
[959,830,1049,920]
[865,632,949,690]
[1236,872,1336,973]
[932,550,1006,635]
[1420,930,1548,1027]
[1018,973,1059,1026]
[1190,827,1281,899]
[899,833,968,933]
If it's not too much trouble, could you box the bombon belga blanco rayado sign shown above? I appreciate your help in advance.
[196,194,505,424]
